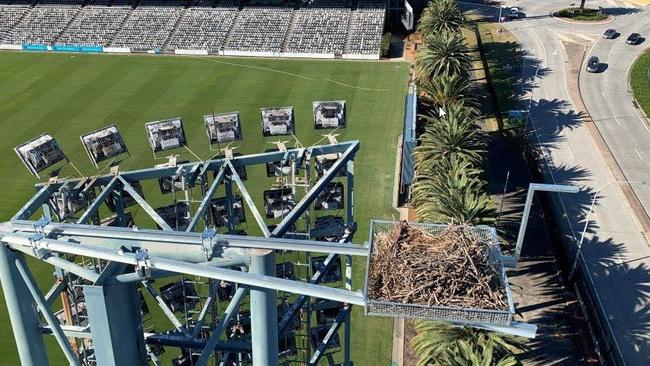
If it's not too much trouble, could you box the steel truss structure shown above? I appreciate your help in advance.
[0,141,362,366]
[0,139,537,366]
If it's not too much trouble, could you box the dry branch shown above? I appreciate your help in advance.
[367,222,507,310]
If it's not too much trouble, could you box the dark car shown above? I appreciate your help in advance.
[586,56,600,73]
[603,29,617,39]
[627,33,641,45]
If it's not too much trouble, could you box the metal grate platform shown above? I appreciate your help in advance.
[363,220,515,326]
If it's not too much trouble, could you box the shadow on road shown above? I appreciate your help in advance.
[605,7,642,17]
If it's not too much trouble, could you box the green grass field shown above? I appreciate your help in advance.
[631,49,650,118]
[0,52,408,365]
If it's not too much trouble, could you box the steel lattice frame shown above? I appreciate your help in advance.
[0,141,362,366]
[0,139,538,366]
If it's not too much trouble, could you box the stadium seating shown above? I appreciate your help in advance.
[2,6,79,45]
[56,6,130,46]
[285,8,349,54]
[166,8,236,51]
[225,8,293,52]
[346,8,384,55]
[0,0,386,58]
[110,6,182,49]
[225,7,292,53]
[0,6,29,41]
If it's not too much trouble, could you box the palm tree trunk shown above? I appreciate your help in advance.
[580,0,586,9]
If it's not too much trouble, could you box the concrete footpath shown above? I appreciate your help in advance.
[486,134,588,365]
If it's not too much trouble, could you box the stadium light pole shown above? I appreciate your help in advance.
[497,5,507,37]
[513,183,580,265]
[568,180,646,279]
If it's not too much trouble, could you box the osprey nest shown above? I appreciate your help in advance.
[367,222,508,310]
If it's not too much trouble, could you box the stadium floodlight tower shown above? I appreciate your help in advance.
[0,127,363,365]
[1,127,538,365]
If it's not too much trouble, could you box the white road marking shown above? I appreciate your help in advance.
[607,46,616,57]
[556,33,576,43]
[552,49,558,56]
[573,33,596,42]
[634,148,643,161]
[532,31,548,69]
[601,90,607,100]
[614,117,622,127]
[567,146,575,159]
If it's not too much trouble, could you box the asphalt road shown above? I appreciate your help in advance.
[461,0,650,363]
[580,8,650,214]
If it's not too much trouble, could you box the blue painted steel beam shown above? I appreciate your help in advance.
[142,281,186,333]
[15,259,81,366]
[0,243,49,365]
[224,175,235,233]
[41,324,90,339]
[77,176,118,224]
[308,306,351,365]
[12,185,53,221]
[145,333,251,352]
[186,168,225,232]
[118,177,173,231]
[113,188,127,227]
[32,142,358,189]
[10,220,369,256]
[8,221,252,264]
[195,287,248,366]
[10,245,100,282]
[227,160,271,237]
[278,253,339,335]
[346,160,355,226]
[1,233,366,305]
[249,252,278,366]
[93,261,128,286]
[44,281,66,306]
[272,141,359,237]
[83,283,148,365]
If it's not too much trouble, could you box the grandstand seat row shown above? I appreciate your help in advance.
[0,1,385,56]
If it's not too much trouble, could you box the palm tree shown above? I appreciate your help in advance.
[417,0,464,38]
[420,73,474,109]
[415,31,472,85]
[414,104,484,166]
[442,340,519,366]
[412,157,495,224]
[412,156,487,223]
[410,321,525,366]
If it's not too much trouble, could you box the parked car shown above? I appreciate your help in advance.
[603,29,617,39]
[508,7,519,19]
[586,56,600,73]
[627,33,642,45]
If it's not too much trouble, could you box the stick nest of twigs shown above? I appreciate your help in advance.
[367,222,508,310]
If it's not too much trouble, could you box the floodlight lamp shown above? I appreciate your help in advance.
[313,100,346,129]
[261,106,295,136]
[14,134,68,177]
[80,124,128,168]
[145,118,186,153]
[204,112,242,144]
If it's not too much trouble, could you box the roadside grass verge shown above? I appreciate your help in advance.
[631,49,650,118]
